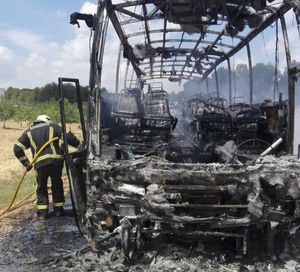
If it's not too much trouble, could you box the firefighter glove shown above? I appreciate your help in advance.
[24,161,32,172]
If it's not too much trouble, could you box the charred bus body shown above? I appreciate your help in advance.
[59,0,300,258]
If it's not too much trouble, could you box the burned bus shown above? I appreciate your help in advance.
[58,0,300,258]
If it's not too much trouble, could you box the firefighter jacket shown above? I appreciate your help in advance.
[13,122,80,169]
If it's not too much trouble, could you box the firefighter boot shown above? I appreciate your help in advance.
[36,209,48,220]
[53,206,64,217]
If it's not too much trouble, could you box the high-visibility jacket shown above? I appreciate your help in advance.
[13,122,80,169]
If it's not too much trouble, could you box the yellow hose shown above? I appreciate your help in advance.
[0,137,60,218]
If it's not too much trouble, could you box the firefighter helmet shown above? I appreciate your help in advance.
[35,115,52,123]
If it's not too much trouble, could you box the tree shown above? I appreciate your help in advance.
[0,99,16,128]
[13,106,36,126]
[12,99,80,126]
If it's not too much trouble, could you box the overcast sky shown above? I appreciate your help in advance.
[0,1,299,91]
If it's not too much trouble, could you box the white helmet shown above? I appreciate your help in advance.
[35,115,52,123]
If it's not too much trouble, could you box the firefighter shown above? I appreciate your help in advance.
[13,115,80,219]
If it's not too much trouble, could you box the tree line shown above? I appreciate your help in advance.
[0,82,115,128]
[0,82,89,128]
[4,82,89,105]
[0,98,81,128]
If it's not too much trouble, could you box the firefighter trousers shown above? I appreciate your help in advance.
[35,163,65,212]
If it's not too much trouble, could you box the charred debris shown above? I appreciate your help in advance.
[58,0,300,260]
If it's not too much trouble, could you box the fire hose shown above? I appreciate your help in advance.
[0,137,60,218]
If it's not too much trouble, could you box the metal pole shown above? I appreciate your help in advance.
[280,15,295,154]
[227,58,232,105]
[130,67,135,87]
[160,16,167,77]
[89,2,105,92]
[58,78,69,157]
[124,59,130,88]
[115,42,122,93]
[246,43,253,104]
[97,12,108,154]
[88,2,105,155]
[97,14,109,87]
[274,20,279,101]
[205,77,209,96]
[214,68,219,99]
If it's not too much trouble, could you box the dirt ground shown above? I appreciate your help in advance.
[1,121,300,272]
[0,121,30,183]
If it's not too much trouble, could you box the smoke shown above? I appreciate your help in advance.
[180,63,300,104]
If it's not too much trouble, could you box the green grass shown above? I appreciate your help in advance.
[0,173,35,211]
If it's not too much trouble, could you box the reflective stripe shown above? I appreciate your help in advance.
[49,126,57,155]
[34,180,38,192]
[34,173,38,207]
[18,155,28,162]
[15,141,26,150]
[27,131,37,154]
[34,172,38,192]
[36,204,48,210]
[53,202,64,207]
[35,154,63,163]
[49,126,53,140]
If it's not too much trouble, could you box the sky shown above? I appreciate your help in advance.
[0,0,98,88]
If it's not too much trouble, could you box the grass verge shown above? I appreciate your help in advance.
[0,172,35,211]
